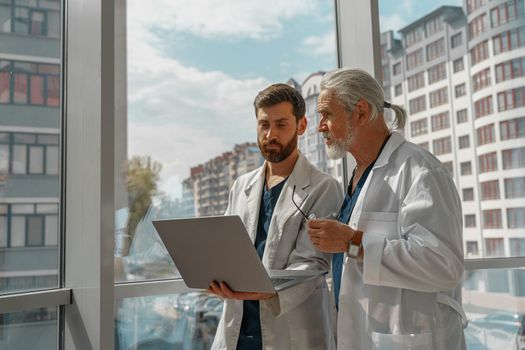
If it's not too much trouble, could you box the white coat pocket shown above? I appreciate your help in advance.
[358,211,398,239]
[371,331,433,350]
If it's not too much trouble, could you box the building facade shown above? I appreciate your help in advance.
[185,142,263,217]
[383,2,525,259]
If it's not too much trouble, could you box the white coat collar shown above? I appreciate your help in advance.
[372,131,405,170]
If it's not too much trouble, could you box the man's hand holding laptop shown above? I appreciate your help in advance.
[207,281,276,301]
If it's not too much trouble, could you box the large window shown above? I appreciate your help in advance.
[407,71,425,92]
[493,26,525,55]
[428,62,447,84]
[491,0,525,28]
[0,0,62,347]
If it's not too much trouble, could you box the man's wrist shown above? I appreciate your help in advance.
[347,230,364,259]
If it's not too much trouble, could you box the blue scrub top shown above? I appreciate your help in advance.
[332,134,392,309]
[236,178,287,350]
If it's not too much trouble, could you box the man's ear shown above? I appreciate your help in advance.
[297,116,307,136]
[354,100,370,125]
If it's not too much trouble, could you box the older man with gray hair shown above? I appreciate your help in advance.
[307,68,466,350]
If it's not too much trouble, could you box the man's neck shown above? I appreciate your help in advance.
[265,149,299,188]
[351,128,391,171]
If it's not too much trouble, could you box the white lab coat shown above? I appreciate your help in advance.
[338,132,466,350]
[211,152,343,350]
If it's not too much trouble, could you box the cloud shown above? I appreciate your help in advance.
[300,32,336,58]
[380,13,408,33]
[128,0,320,41]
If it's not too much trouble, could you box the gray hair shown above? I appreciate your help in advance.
[320,68,406,130]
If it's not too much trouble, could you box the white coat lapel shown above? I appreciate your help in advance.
[264,153,311,265]
[348,132,405,229]
[244,166,265,243]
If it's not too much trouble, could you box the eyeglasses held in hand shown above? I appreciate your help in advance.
[292,185,316,221]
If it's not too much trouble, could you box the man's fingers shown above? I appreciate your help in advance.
[219,282,235,298]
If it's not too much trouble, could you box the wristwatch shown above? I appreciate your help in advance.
[347,230,364,259]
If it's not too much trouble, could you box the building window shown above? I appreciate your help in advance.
[457,109,468,124]
[491,0,525,28]
[477,124,496,146]
[426,38,445,61]
[493,26,525,55]
[474,95,493,118]
[433,136,451,155]
[429,87,448,108]
[405,27,424,47]
[453,58,464,73]
[2,204,59,248]
[409,95,426,115]
[483,210,503,229]
[394,84,403,96]
[410,118,428,137]
[472,68,491,92]
[463,188,474,201]
[406,49,424,70]
[509,238,525,256]
[428,63,447,84]
[1,0,60,38]
[393,62,401,76]
[461,161,472,175]
[459,135,470,149]
[505,177,525,198]
[507,207,525,228]
[500,117,525,141]
[469,13,487,39]
[408,72,425,92]
[431,112,450,131]
[470,40,489,65]
[451,32,463,48]
[481,180,500,200]
[495,56,525,83]
[479,152,498,173]
[485,237,504,256]
[465,214,476,228]
[0,132,59,175]
[466,241,479,256]
[467,0,488,14]
[498,87,525,112]
[455,83,466,98]
[0,60,60,107]
[502,147,525,169]
[425,16,443,37]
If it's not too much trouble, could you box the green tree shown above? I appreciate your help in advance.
[125,155,162,245]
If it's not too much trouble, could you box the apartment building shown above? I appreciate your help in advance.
[384,2,525,259]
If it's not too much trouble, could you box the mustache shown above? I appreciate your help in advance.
[263,140,282,147]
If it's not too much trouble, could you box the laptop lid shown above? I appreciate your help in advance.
[153,215,277,293]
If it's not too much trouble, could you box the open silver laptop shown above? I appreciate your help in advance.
[152,215,325,293]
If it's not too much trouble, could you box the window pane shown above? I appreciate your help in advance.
[45,146,58,175]
[0,0,62,295]
[29,146,44,174]
[12,145,27,174]
[10,216,25,247]
[27,216,44,246]
[0,308,58,349]
[116,293,221,349]
[379,0,525,258]
[119,1,339,281]
[44,214,58,245]
[0,216,6,247]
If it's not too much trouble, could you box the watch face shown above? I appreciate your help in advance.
[348,244,360,257]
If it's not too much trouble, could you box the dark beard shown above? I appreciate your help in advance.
[258,131,298,163]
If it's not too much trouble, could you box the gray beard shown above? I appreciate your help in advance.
[323,131,352,160]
